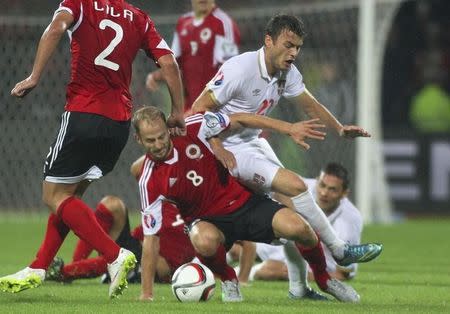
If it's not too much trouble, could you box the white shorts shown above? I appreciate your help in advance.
[225,137,283,192]
[256,242,285,262]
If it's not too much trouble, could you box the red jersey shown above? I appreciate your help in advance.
[138,112,251,235]
[172,6,240,111]
[141,203,195,275]
[56,0,172,121]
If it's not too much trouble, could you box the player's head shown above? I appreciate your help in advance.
[264,15,306,73]
[191,0,215,16]
[132,106,173,161]
[315,163,350,214]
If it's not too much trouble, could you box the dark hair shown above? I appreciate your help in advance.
[265,14,306,41]
[321,162,350,190]
[132,106,166,134]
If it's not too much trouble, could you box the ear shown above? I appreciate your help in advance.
[264,34,273,47]
[134,133,142,145]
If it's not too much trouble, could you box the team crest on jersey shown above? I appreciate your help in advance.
[253,173,266,186]
[200,28,212,43]
[186,144,202,159]
[212,71,224,86]
[144,214,157,229]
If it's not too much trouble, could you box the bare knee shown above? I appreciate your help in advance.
[190,222,223,257]
[100,195,126,217]
[273,209,318,247]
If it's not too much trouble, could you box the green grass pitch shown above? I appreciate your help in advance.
[0,214,449,313]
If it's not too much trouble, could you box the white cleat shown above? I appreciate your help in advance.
[107,248,137,299]
[323,278,360,303]
[221,279,243,302]
[0,267,46,293]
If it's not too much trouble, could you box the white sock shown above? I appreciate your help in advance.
[248,263,263,281]
[283,241,308,296]
[291,190,346,259]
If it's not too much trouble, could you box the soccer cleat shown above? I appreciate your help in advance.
[221,279,243,302]
[288,287,329,301]
[45,257,64,282]
[0,267,46,293]
[323,278,360,303]
[336,243,383,266]
[107,248,137,299]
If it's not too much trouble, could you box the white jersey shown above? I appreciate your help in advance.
[256,178,363,278]
[206,47,305,146]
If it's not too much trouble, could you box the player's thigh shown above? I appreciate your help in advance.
[272,208,316,246]
[230,139,284,192]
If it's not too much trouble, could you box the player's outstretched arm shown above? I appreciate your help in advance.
[229,113,326,150]
[140,234,160,301]
[11,11,73,98]
[157,54,185,132]
[191,89,220,113]
[291,88,372,139]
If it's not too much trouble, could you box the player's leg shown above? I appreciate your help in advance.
[189,220,242,302]
[272,208,359,302]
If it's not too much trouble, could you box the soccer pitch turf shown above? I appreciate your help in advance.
[0,215,449,313]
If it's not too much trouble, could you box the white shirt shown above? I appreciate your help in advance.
[206,47,305,146]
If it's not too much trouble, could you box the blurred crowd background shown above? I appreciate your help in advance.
[0,0,448,214]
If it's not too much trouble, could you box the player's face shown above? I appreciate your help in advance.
[136,119,172,161]
[315,173,348,214]
[265,29,303,73]
[191,0,215,15]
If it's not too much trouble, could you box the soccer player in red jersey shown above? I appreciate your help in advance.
[146,0,240,113]
[132,106,360,303]
[1,0,184,299]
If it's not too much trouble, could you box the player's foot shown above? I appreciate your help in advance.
[221,279,243,302]
[46,257,64,282]
[0,267,45,293]
[288,287,329,301]
[323,278,360,303]
[107,248,137,299]
[336,243,383,266]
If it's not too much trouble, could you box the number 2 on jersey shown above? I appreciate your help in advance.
[94,19,123,71]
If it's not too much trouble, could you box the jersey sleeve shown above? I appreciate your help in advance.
[141,195,165,236]
[213,35,239,66]
[206,61,242,106]
[199,111,230,139]
[171,32,181,59]
[54,0,80,21]
[142,17,173,62]
[283,65,306,98]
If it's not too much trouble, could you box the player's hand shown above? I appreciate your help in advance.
[289,118,326,150]
[139,293,154,301]
[145,72,159,92]
[167,112,186,136]
[11,76,38,98]
[213,146,236,170]
[339,125,371,138]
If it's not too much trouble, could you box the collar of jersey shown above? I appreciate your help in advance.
[146,147,178,165]
[258,47,283,83]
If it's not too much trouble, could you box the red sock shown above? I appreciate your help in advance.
[296,241,331,290]
[62,256,107,280]
[197,245,237,282]
[57,196,120,264]
[29,213,70,270]
[131,225,144,242]
[72,203,114,262]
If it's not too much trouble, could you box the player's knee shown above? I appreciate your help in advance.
[289,177,308,195]
[288,221,318,247]
[192,232,221,257]
[100,195,126,216]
